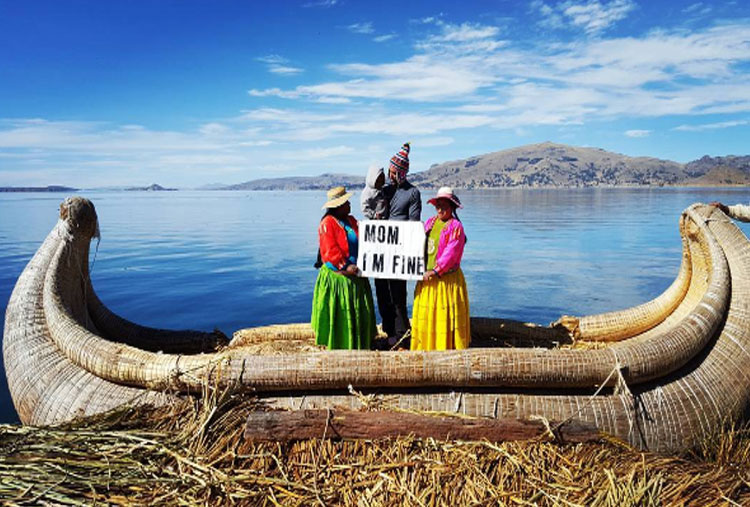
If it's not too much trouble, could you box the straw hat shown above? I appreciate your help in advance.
[427,186,463,208]
[322,186,353,209]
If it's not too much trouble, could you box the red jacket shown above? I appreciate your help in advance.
[319,215,358,270]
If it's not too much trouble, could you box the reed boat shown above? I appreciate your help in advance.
[4,196,750,453]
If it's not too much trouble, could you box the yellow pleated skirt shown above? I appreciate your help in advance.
[410,268,471,351]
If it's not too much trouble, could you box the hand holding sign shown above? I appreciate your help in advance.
[343,264,359,277]
[357,220,426,281]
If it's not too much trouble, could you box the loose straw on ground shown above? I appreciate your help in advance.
[1,390,749,506]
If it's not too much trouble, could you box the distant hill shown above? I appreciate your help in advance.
[409,143,750,188]
[684,154,750,175]
[409,142,748,188]
[222,173,363,191]
[682,155,750,186]
[683,166,750,186]
[0,185,77,193]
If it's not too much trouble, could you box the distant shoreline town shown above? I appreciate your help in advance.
[3,142,749,192]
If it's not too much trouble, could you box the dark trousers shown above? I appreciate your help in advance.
[374,278,410,338]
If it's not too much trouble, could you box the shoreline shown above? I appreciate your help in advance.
[2,184,750,193]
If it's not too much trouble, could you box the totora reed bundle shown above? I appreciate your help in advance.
[1,387,749,506]
[8,199,750,454]
[4,198,750,503]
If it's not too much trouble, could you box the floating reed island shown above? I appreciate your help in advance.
[3,392,750,505]
[4,197,750,455]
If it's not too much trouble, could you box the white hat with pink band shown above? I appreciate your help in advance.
[427,186,463,209]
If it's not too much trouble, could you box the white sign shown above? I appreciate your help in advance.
[357,220,426,281]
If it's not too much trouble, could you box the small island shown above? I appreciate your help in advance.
[124,183,177,192]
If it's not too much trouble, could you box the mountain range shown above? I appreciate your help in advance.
[223,142,750,190]
[4,143,748,192]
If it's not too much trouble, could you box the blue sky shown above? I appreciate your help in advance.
[1,0,749,187]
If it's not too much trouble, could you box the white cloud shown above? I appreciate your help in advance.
[235,107,494,141]
[532,1,566,29]
[251,53,497,103]
[239,140,273,147]
[295,145,355,160]
[533,24,750,93]
[10,21,748,170]
[157,153,249,166]
[199,123,230,136]
[416,21,504,53]
[433,22,500,42]
[533,0,636,34]
[314,96,352,104]
[683,2,712,15]
[303,0,339,7]
[562,0,636,35]
[625,129,651,137]
[373,34,396,43]
[0,118,367,186]
[0,120,228,152]
[330,113,494,136]
[256,55,286,64]
[248,87,301,99]
[239,108,346,125]
[412,136,454,147]
[256,55,303,76]
[347,22,374,34]
[310,67,489,101]
[673,120,748,131]
[269,65,303,75]
[454,103,509,113]
[250,20,508,103]
[4,14,750,186]
[243,17,736,112]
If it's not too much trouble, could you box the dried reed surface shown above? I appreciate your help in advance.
[1,391,749,506]
[6,197,750,454]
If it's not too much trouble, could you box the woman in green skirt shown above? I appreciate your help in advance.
[312,186,376,349]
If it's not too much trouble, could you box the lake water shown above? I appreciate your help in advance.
[2,188,750,423]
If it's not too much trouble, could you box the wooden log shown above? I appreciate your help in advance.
[244,409,601,444]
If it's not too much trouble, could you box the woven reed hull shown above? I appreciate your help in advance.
[4,197,749,454]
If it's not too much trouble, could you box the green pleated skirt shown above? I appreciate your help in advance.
[311,268,376,350]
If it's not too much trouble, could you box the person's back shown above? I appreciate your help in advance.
[361,165,388,220]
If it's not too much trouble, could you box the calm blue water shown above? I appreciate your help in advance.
[2,188,750,423]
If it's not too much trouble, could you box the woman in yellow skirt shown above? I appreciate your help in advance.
[410,187,470,351]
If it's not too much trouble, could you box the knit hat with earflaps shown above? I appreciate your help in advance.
[389,142,410,183]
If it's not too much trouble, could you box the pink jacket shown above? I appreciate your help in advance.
[425,216,466,276]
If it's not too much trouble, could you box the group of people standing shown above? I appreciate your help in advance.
[311,142,471,352]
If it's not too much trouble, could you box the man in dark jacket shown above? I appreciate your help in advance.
[378,142,421,345]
